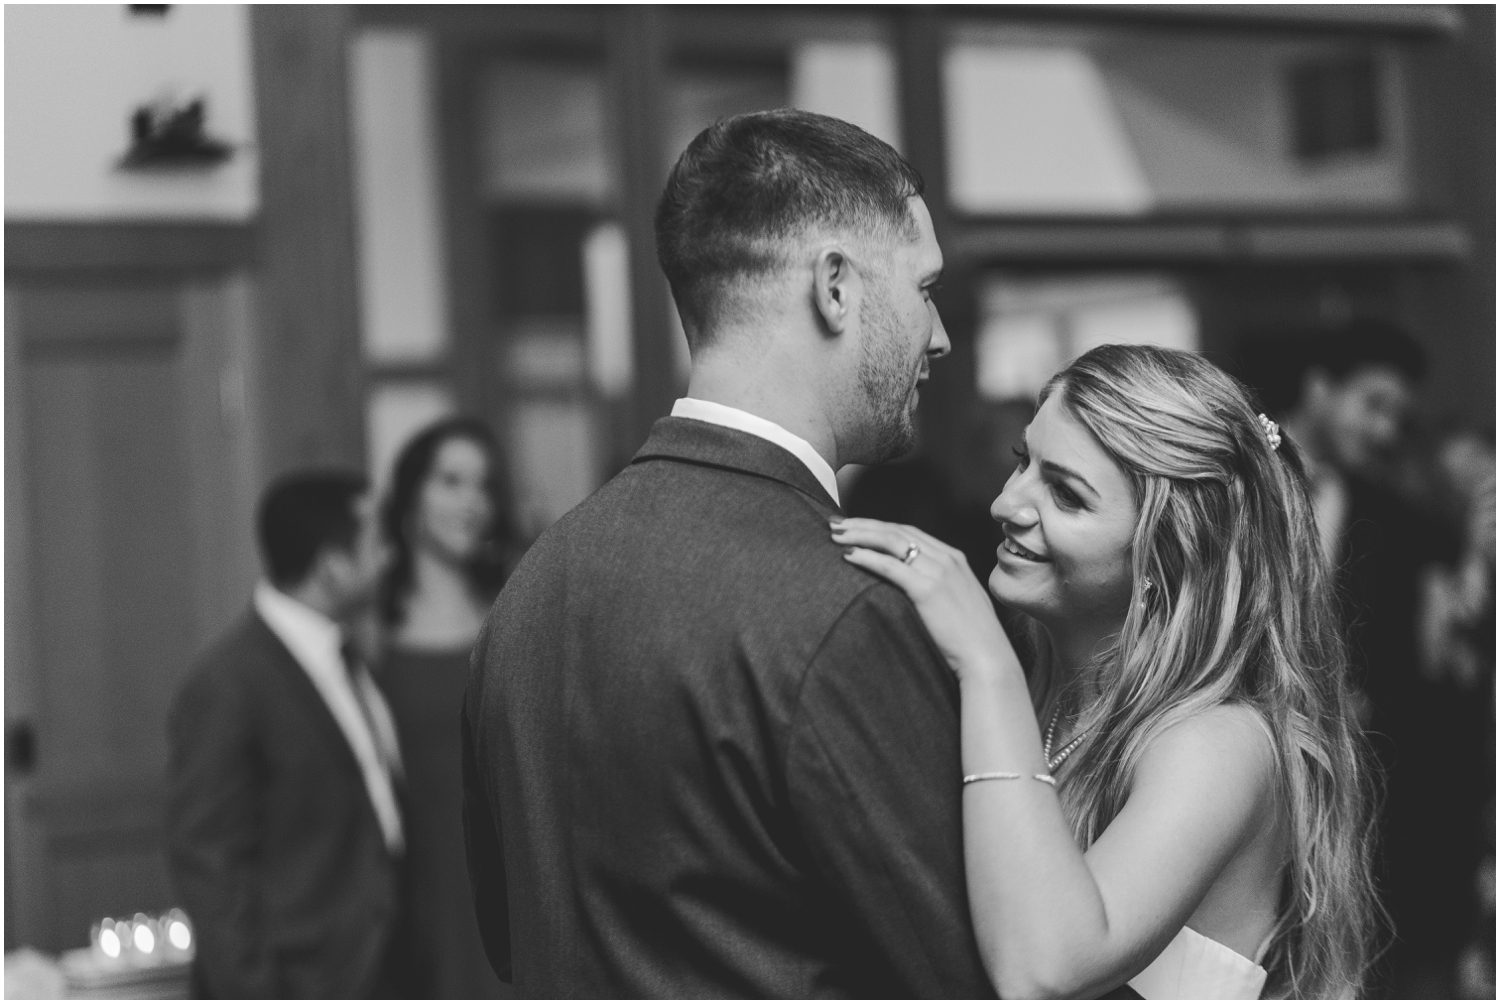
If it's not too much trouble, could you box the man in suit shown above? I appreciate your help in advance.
[166,471,420,997]
[463,110,994,997]
[1277,321,1470,995]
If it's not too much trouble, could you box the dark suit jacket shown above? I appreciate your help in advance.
[462,417,995,998]
[165,612,404,998]
[1340,476,1477,960]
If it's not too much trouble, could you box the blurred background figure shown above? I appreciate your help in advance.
[1242,322,1484,998]
[1414,426,1496,1000]
[375,417,516,998]
[165,471,418,998]
[1416,427,1495,690]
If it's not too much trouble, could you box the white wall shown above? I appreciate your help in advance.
[5,5,257,221]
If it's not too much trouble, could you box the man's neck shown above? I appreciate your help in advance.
[685,359,839,470]
[280,578,343,623]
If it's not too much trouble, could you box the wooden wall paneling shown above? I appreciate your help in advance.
[17,285,196,787]
[1402,5,1495,426]
[894,10,978,487]
[5,272,262,951]
[358,4,603,46]
[8,282,209,950]
[436,39,496,423]
[946,5,1462,37]
[608,7,679,457]
[180,273,264,651]
[5,223,256,280]
[6,294,45,950]
[666,8,890,53]
[250,6,365,477]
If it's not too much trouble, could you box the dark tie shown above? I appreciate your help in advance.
[339,640,405,789]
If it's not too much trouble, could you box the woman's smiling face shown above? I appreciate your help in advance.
[988,392,1140,634]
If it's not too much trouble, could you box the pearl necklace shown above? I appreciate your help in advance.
[1043,708,1088,772]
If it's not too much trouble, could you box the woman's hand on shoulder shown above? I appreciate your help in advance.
[830,517,1018,682]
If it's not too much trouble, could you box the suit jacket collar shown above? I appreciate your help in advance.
[246,612,362,773]
[245,611,404,857]
[632,416,841,512]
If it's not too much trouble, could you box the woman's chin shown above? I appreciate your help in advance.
[987,568,1035,615]
[424,534,483,567]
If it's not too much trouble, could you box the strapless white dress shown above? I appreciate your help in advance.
[1127,925,1268,1000]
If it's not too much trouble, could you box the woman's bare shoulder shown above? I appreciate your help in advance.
[1135,703,1278,801]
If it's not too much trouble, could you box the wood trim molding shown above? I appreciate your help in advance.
[951,218,1473,266]
[609,7,679,460]
[5,221,256,278]
[250,5,366,474]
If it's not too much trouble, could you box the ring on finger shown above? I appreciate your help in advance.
[902,542,921,565]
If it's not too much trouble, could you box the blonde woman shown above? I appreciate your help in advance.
[833,345,1380,998]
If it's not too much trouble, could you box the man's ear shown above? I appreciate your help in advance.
[812,246,854,336]
[310,540,358,595]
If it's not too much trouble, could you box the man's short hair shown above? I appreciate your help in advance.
[655,109,924,346]
[257,470,367,589]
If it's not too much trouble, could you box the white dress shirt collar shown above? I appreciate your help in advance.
[254,579,342,663]
[252,582,405,854]
[671,398,840,506]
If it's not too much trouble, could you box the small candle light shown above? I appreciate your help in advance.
[99,925,122,959]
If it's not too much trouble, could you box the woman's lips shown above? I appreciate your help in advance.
[999,535,1046,562]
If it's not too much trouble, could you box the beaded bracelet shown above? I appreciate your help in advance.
[963,771,1056,787]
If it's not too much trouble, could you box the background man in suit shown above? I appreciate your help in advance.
[166,471,420,997]
[463,110,994,997]
[1276,324,1475,995]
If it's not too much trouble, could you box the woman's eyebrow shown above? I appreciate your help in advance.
[1039,459,1099,500]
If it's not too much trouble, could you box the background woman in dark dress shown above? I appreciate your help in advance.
[378,417,519,997]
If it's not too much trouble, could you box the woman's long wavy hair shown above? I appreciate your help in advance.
[378,416,519,627]
[1026,345,1382,998]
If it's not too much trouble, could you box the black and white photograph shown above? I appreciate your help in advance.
[3,4,1494,999]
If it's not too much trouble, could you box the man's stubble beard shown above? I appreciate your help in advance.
[856,284,920,465]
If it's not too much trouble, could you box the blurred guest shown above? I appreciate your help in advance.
[1416,428,1495,690]
[166,471,419,998]
[1274,320,1470,996]
[376,418,515,997]
[1273,321,1439,722]
[1415,427,1495,998]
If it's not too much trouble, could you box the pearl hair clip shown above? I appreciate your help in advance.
[1257,413,1282,451]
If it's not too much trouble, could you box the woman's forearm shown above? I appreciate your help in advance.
[959,667,1121,998]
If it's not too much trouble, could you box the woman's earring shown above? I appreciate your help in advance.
[1140,576,1155,612]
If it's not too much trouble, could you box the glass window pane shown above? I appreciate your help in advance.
[478,60,617,206]
[349,28,449,365]
[583,222,633,398]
